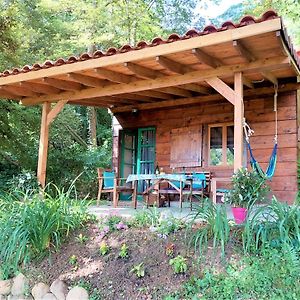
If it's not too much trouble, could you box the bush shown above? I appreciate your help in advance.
[225,168,269,209]
[0,184,89,279]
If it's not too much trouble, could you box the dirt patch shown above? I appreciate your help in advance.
[26,223,236,299]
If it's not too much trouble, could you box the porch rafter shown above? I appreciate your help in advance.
[20,56,290,106]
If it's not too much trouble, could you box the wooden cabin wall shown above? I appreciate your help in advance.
[113,91,298,204]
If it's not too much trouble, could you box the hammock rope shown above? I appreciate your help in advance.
[243,84,278,180]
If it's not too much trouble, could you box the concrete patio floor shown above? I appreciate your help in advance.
[89,201,234,221]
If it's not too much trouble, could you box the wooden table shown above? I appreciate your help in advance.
[211,177,232,204]
[126,174,190,209]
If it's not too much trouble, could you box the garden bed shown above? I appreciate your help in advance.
[26,222,231,300]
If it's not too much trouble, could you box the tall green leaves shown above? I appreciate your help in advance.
[188,199,230,257]
[0,185,89,279]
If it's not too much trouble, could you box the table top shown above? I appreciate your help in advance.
[126,173,187,183]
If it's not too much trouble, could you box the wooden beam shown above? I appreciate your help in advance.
[47,100,68,126]
[37,102,51,188]
[234,72,244,172]
[43,77,83,91]
[192,48,222,68]
[233,40,256,62]
[21,56,290,105]
[125,61,209,94]
[111,82,300,113]
[67,73,107,87]
[156,56,191,74]
[205,77,235,105]
[94,68,133,84]
[2,85,39,97]
[242,76,254,89]
[20,81,61,94]
[0,87,22,99]
[124,62,158,79]
[261,71,278,85]
[0,18,282,86]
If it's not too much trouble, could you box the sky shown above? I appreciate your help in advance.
[196,0,242,19]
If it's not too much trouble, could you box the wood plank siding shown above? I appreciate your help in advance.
[113,91,298,204]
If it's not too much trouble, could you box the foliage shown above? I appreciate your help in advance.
[119,243,129,259]
[75,233,88,244]
[69,255,78,266]
[243,197,300,253]
[243,0,300,47]
[166,248,300,299]
[99,241,110,256]
[131,207,161,228]
[169,255,188,274]
[76,279,102,300]
[0,184,88,279]
[0,0,198,198]
[100,213,127,232]
[157,216,184,236]
[188,199,230,257]
[6,170,39,196]
[130,262,145,278]
[225,168,269,209]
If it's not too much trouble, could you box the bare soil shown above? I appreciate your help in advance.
[26,223,236,300]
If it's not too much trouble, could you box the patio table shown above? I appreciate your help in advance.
[126,173,192,210]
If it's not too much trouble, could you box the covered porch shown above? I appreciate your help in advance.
[0,11,299,203]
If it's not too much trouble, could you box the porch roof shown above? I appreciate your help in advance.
[0,10,299,112]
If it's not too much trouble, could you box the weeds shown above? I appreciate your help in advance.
[130,262,145,278]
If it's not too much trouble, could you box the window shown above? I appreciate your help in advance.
[209,124,234,166]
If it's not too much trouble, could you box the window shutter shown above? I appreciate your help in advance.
[170,125,203,168]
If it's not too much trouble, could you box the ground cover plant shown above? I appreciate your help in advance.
[0,184,89,279]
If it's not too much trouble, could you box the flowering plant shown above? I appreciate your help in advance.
[225,168,269,208]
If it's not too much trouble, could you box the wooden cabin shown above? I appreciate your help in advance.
[0,11,299,203]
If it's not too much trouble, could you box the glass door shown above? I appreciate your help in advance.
[137,127,156,193]
[120,130,136,200]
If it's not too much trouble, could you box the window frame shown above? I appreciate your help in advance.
[208,122,234,167]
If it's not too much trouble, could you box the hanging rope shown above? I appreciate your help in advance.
[243,84,278,180]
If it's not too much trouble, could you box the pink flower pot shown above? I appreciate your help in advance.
[231,207,248,224]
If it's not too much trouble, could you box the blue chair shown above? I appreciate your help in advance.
[97,168,134,207]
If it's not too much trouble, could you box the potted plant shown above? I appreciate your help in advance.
[226,168,269,224]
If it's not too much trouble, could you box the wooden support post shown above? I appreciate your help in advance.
[37,102,51,188]
[234,72,244,172]
[37,101,68,188]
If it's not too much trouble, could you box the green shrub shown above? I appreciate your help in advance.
[225,168,269,209]
[243,197,300,253]
[188,199,230,257]
[157,216,183,236]
[0,184,89,278]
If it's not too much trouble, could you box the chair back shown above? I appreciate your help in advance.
[103,171,115,188]
[192,172,206,189]
[97,168,115,188]
[171,173,185,189]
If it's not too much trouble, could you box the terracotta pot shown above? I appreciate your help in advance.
[231,207,248,224]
